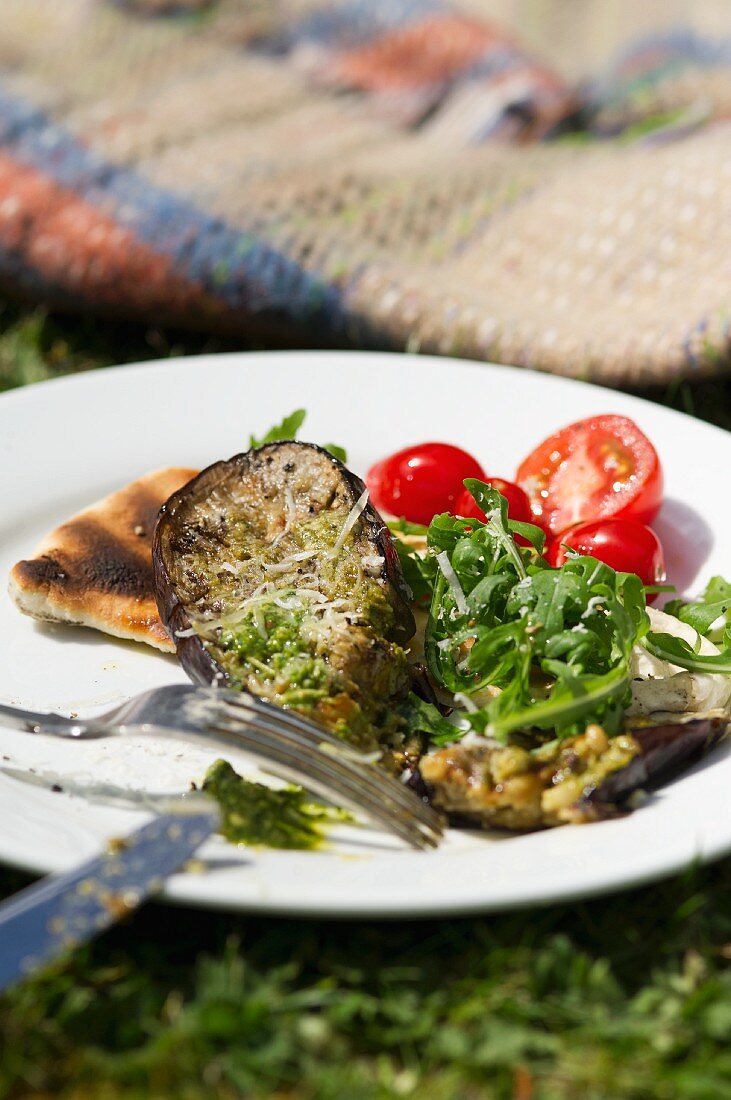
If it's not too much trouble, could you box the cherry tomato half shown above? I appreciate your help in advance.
[516,415,663,535]
[545,518,666,598]
[455,479,533,525]
[366,442,486,525]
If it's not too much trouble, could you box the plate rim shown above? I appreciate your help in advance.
[4,347,731,447]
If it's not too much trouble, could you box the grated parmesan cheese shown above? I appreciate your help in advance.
[219,561,241,575]
[361,553,384,577]
[263,549,318,575]
[271,484,297,547]
[329,489,369,558]
[436,551,469,616]
[252,604,268,640]
[581,595,606,620]
[453,691,479,712]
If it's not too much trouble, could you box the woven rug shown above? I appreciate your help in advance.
[1,0,730,385]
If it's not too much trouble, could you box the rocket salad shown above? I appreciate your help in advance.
[406,486,649,743]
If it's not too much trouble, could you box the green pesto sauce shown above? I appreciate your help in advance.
[197,508,411,749]
[221,601,339,703]
[197,510,396,632]
[221,600,325,679]
[202,759,351,850]
[217,595,407,748]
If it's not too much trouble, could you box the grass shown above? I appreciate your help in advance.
[0,300,235,395]
[3,861,731,1099]
[1,300,731,1099]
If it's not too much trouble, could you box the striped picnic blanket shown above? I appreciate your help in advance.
[1,0,730,384]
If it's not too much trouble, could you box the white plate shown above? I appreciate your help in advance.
[0,351,728,917]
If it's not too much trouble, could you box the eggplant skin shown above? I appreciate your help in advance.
[585,715,729,811]
[416,716,729,831]
[152,441,415,745]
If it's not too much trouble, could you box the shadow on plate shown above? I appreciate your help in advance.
[31,619,179,661]
[654,498,714,597]
[182,856,253,873]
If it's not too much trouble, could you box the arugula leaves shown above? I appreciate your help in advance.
[421,484,649,742]
[397,694,458,744]
[323,442,347,463]
[664,575,731,639]
[249,409,347,463]
[249,409,307,448]
[644,629,731,674]
[644,575,731,674]
[389,520,437,606]
[463,478,547,556]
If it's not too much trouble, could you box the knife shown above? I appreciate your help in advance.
[0,798,220,992]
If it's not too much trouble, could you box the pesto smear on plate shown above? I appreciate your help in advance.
[203,760,351,850]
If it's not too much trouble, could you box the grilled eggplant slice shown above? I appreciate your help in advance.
[586,715,729,810]
[417,715,728,830]
[153,442,415,750]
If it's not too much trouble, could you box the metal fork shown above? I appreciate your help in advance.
[0,684,443,850]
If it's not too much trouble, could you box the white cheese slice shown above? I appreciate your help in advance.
[628,607,731,716]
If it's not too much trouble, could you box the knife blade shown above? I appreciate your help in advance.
[0,799,220,992]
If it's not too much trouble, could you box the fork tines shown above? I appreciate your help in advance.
[204,689,443,851]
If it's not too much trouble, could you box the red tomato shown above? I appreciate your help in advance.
[545,518,666,597]
[455,479,533,525]
[516,415,663,535]
[366,442,486,525]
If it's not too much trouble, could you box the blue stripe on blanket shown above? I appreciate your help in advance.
[0,88,347,327]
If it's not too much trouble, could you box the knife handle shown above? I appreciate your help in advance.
[0,804,219,992]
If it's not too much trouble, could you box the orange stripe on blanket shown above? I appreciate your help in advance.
[328,15,507,92]
[0,153,226,320]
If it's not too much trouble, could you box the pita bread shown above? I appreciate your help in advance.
[9,467,198,652]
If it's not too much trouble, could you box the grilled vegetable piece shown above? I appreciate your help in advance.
[153,442,415,750]
[9,466,197,652]
[417,715,728,830]
[586,715,728,809]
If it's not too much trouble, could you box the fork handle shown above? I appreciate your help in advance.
[0,703,94,739]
